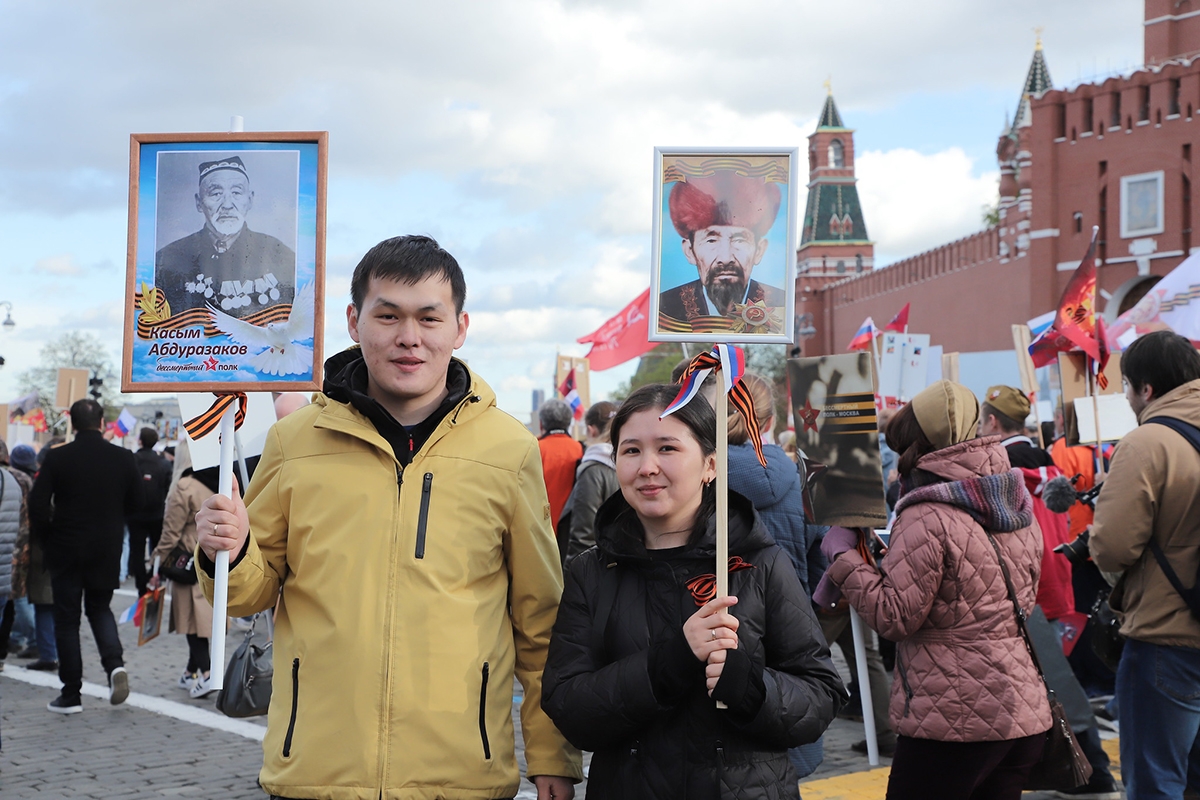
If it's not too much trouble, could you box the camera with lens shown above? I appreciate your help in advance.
[1054,529,1093,567]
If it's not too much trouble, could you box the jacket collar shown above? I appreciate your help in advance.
[314,347,494,462]
[594,489,774,563]
[1138,378,1200,426]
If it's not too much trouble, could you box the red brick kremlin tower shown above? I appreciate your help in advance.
[795,86,874,347]
[797,0,1200,358]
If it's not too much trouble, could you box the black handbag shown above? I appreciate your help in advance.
[159,543,198,585]
[1090,586,1125,672]
[984,531,1092,792]
[215,613,273,718]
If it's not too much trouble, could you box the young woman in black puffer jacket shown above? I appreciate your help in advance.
[542,384,845,799]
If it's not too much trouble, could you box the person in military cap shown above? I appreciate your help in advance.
[154,155,296,320]
[979,385,1049,469]
[659,170,786,330]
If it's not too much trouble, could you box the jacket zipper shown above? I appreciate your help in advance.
[478,662,492,760]
[395,464,404,495]
[415,473,433,559]
[283,658,300,757]
[895,649,914,718]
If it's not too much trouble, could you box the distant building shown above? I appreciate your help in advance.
[799,0,1200,357]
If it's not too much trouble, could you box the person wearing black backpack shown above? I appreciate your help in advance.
[1090,330,1200,800]
[126,428,172,596]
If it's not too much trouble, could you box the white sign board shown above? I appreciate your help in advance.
[879,332,931,406]
[1073,395,1139,444]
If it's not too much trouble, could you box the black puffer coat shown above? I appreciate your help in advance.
[543,490,845,800]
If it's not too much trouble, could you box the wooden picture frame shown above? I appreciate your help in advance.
[121,131,328,393]
[649,147,798,344]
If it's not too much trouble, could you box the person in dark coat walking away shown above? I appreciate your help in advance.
[559,400,619,564]
[126,427,172,596]
[543,383,845,799]
[29,399,142,714]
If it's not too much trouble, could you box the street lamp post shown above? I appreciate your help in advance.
[0,301,14,369]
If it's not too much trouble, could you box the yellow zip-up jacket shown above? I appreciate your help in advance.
[199,362,582,799]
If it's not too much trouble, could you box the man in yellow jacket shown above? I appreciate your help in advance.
[197,235,582,800]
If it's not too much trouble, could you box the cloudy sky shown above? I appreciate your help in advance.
[0,0,1144,421]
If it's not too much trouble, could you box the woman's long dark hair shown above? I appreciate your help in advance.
[610,383,717,544]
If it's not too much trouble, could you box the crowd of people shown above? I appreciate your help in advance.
[0,234,1197,800]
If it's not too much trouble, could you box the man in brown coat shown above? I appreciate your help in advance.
[1090,330,1200,799]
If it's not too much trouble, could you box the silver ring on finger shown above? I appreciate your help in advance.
[710,629,717,641]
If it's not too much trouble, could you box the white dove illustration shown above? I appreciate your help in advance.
[208,282,315,376]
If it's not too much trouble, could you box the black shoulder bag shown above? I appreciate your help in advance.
[215,612,273,717]
[984,530,1092,792]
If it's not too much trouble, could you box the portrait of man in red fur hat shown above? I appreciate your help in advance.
[658,167,787,333]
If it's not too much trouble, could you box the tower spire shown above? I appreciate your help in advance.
[1011,35,1053,131]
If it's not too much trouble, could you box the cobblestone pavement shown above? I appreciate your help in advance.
[0,585,1118,798]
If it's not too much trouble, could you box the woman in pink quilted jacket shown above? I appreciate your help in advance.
[817,381,1051,800]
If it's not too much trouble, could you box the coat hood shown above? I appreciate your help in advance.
[579,442,614,471]
[1138,377,1200,427]
[594,487,775,562]
[728,441,795,508]
[314,346,494,453]
[895,466,1033,534]
[914,435,1012,483]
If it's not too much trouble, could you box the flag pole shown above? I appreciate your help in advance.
[850,603,880,766]
[715,377,729,711]
[1089,357,1105,480]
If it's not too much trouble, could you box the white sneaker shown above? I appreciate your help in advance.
[108,666,130,706]
[177,669,197,691]
[189,672,217,699]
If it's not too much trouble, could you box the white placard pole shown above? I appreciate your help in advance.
[209,405,236,690]
[234,430,251,490]
[715,381,729,710]
[850,605,880,765]
[206,112,246,689]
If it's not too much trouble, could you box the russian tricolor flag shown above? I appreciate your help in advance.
[114,408,137,437]
[558,368,584,420]
[847,317,877,351]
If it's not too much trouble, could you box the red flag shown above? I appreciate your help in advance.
[883,302,910,333]
[1055,232,1102,362]
[578,289,655,371]
[1028,229,1107,375]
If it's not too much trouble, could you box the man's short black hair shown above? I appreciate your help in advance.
[350,235,467,314]
[980,403,1024,435]
[1121,330,1200,398]
[139,427,159,449]
[69,399,104,432]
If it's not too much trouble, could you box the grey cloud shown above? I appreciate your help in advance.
[1,0,1141,216]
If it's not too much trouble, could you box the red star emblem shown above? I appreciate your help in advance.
[800,399,821,433]
[203,356,219,371]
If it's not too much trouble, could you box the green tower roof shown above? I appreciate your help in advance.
[817,93,845,129]
[1011,39,1053,132]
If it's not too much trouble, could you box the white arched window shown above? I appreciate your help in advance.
[828,139,845,168]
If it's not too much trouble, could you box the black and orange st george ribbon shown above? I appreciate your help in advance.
[183,393,248,440]
[674,349,768,468]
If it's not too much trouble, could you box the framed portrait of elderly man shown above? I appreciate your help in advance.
[649,147,798,344]
[121,132,327,393]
